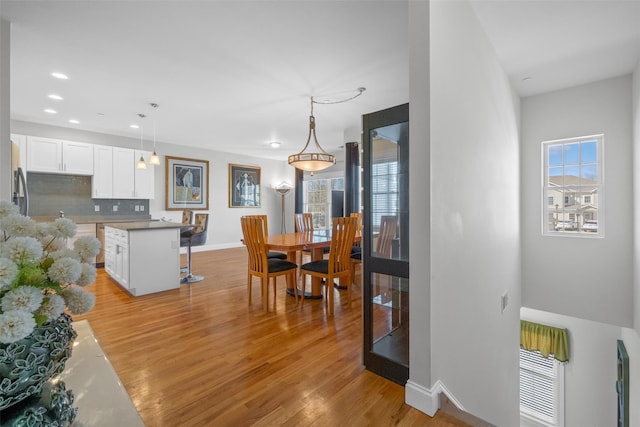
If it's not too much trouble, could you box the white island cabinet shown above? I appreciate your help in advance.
[104,222,182,296]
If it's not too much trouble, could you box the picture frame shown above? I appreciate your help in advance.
[229,163,261,208]
[165,156,209,210]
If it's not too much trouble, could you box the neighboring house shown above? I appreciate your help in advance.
[547,175,599,231]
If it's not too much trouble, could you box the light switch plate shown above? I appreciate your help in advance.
[112,205,118,212]
[134,205,140,212]
[94,205,100,212]
[140,205,144,211]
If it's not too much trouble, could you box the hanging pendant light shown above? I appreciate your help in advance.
[288,88,366,172]
[288,97,336,172]
[136,113,147,170]
[149,103,160,165]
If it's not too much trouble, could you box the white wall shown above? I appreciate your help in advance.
[0,17,10,200]
[630,58,640,427]
[406,0,431,412]
[428,1,521,425]
[10,120,294,249]
[521,76,633,328]
[522,308,619,427]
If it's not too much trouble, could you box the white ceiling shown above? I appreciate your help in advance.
[3,1,640,162]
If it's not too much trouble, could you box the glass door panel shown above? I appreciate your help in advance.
[362,104,409,385]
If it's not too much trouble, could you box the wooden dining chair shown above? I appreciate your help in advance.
[294,213,313,232]
[244,214,287,259]
[241,216,298,312]
[375,215,397,259]
[299,216,357,315]
[349,212,363,286]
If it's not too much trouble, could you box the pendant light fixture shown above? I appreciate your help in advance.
[136,113,147,170]
[288,87,366,172]
[148,103,160,165]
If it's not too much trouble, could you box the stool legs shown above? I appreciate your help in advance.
[181,241,204,283]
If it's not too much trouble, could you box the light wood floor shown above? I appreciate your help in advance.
[74,247,469,426]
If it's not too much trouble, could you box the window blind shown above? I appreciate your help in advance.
[520,348,563,426]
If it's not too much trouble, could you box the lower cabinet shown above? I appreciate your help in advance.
[104,224,180,296]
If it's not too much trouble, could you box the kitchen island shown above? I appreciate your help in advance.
[104,221,184,296]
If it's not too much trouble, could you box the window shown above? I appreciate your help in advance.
[520,348,565,427]
[372,161,398,229]
[303,177,344,229]
[542,135,603,236]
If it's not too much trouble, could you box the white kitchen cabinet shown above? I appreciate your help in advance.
[112,147,136,199]
[27,136,94,175]
[92,145,113,198]
[109,147,155,199]
[104,223,181,296]
[104,226,129,288]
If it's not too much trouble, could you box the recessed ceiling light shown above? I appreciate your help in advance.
[51,72,68,80]
[48,94,63,100]
[130,124,139,129]
[69,119,80,124]
[44,109,57,114]
[270,141,281,148]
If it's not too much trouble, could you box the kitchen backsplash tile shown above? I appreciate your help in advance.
[27,172,150,218]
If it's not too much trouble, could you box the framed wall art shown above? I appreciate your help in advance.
[165,156,209,210]
[229,163,261,208]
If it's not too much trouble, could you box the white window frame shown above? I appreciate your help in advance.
[542,134,604,238]
[520,348,565,427]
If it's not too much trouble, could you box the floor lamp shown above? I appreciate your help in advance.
[275,183,292,234]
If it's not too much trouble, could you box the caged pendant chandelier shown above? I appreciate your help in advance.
[288,87,366,172]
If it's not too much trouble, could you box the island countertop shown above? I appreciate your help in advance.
[104,221,185,231]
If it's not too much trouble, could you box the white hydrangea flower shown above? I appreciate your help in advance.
[0,236,43,264]
[49,248,80,261]
[0,310,36,343]
[33,222,53,242]
[61,286,95,314]
[48,218,77,239]
[47,257,82,284]
[1,285,44,312]
[43,237,67,254]
[0,214,37,237]
[0,201,19,219]
[73,236,101,263]
[75,263,97,287]
[37,294,66,322]
[0,258,18,291]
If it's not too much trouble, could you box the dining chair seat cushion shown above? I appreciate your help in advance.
[300,259,329,274]
[267,251,287,260]
[267,259,298,273]
[350,252,362,261]
[351,246,361,255]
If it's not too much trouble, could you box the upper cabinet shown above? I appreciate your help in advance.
[27,136,94,175]
[93,145,155,200]
[92,145,114,198]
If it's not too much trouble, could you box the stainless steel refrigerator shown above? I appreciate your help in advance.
[11,137,29,215]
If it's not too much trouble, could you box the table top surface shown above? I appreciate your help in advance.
[60,320,145,426]
[266,230,359,251]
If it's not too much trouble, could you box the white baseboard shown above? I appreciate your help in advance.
[405,380,440,416]
[405,379,466,417]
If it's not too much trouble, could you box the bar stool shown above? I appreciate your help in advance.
[180,213,209,283]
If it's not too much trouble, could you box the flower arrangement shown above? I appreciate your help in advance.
[0,201,100,344]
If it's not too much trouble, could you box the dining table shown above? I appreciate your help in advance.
[265,229,360,298]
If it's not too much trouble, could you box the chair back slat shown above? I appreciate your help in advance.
[241,216,268,273]
[375,215,397,258]
[245,214,269,236]
[295,213,313,232]
[328,217,357,275]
